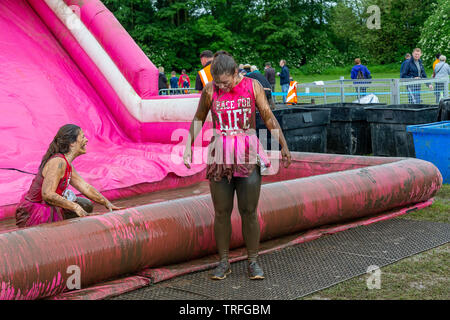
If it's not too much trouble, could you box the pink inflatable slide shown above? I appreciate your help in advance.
[0,0,207,219]
[0,0,443,300]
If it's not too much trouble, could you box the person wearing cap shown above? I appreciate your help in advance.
[195,50,214,92]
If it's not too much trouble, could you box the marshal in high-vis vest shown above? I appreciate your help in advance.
[195,50,214,91]
[286,80,298,105]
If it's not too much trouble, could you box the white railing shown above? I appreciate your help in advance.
[282,78,450,105]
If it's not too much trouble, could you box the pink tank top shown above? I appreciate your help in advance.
[207,77,271,181]
[210,76,256,134]
[25,154,72,203]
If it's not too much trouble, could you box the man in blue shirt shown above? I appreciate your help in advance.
[277,60,290,103]
[351,58,371,94]
[400,48,433,104]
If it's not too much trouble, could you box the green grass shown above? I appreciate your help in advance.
[300,184,450,300]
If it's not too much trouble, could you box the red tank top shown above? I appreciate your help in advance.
[25,154,72,203]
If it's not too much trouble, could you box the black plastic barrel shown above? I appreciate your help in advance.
[256,107,331,153]
[439,98,450,121]
[365,104,440,157]
[274,103,313,109]
[303,103,386,155]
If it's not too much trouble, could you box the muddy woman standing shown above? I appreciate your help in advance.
[183,51,291,280]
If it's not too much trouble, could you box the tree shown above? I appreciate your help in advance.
[418,0,450,65]
[100,0,438,73]
[357,0,438,64]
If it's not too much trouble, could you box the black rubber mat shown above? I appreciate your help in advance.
[110,218,450,300]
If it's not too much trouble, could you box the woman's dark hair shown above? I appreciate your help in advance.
[211,50,237,78]
[39,124,81,171]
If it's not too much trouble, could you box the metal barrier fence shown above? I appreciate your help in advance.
[273,78,449,105]
[158,88,198,95]
[158,78,450,105]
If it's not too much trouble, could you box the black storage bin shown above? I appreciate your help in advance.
[303,103,385,155]
[274,103,314,110]
[256,107,330,153]
[439,98,450,121]
[365,104,440,157]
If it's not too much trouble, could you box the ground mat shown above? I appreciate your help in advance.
[110,218,449,300]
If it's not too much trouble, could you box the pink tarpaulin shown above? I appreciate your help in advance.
[0,0,204,210]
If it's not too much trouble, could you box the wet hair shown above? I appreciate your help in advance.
[211,50,237,78]
[39,124,81,171]
[200,50,214,59]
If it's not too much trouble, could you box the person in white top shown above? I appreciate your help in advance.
[433,55,450,103]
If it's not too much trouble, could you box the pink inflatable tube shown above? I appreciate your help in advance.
[0,153,442,300]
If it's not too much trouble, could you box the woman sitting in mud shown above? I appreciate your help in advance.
[15,124,121,227]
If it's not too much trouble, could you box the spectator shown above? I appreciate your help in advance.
[277,59,290,103]
[242,64,251,76]
[400,53,411,77]
[264,62,276,93]
[170,71,178,95]
[158,66,168,95]
[245,66,275,109]
[238,64,245,75]
[195,50,214,92]
[179,69,191,94]
[433,55,450,103]
[433,53,441,74]
[350,58,371,94]
[401,48,433,104]
[250,65,260,74]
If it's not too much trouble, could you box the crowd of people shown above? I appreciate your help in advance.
[400,49,450,103]
[159,47,449,107]
[158,52,294,106]
[350,48,450,103]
